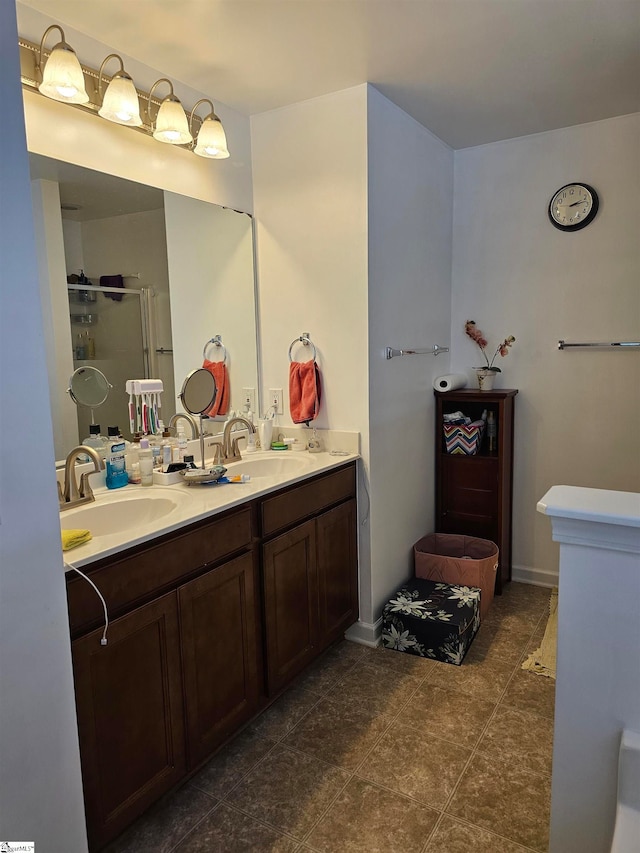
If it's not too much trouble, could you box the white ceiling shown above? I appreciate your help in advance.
[19,0,640,149]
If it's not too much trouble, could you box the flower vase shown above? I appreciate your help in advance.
[475,369,496,391]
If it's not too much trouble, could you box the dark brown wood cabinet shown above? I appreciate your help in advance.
[178,551,260,767]
[263,519,319,692]
[67,461,358,850]
[72,593,186,851]
[434,389,517,592]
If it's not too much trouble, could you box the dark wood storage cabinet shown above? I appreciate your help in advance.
[66,461,358,850]
[434,389,517,593]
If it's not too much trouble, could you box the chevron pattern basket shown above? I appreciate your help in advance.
[443,420,485,455]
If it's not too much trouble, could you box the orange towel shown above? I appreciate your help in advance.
[202,360,229,416]
[289,361,321,425]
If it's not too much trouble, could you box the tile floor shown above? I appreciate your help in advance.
[106,582,555,853]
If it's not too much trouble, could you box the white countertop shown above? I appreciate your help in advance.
[537,485,640,527]
[61,450,359,570]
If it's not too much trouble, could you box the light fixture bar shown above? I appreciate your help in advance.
[18,36,224,155]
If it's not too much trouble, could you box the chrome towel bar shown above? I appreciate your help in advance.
[385,345,449,359]
[558,340,640,350]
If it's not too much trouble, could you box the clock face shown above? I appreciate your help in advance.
[549,183,599,231]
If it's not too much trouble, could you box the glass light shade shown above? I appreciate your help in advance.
[39,42,89,104]
[99,73,142,126]
[153,97,192,144]
[194,115,230,159]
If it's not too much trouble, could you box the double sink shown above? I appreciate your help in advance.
[60,452,318,552]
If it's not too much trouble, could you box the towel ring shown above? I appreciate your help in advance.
[288,334,317,363]
[203,335,228,364]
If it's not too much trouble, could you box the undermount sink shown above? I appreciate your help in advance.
[225,453,311,478]
[60,489,192,537]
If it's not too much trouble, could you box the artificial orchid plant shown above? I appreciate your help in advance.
[465,320,516,372]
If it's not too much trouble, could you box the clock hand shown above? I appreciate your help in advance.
[569,199,586,207]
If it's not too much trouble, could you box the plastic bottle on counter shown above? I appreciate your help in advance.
[138,438,154,487]
[127,433,141,483]
[160,426,173,472]
[175,425,188,463]
[105,441,128,490]
[82,424,107,459]
[487,411,497,453]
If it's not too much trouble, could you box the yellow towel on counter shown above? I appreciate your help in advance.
[61,528,92,551]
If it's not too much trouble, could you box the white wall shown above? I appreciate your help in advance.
[367,87,454,621]
[252,85,455,633]
[451,114,640,584]
[0,3,88,848]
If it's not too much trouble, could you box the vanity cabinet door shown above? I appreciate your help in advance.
[72,592,186,851]
[262,519,318,694]
[178,552,261,768]
[316,499,358,651]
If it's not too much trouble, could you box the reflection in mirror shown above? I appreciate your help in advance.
[28,154,259,462]
[68,365,111,410]
[178,368,217,468]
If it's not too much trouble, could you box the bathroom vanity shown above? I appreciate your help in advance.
[64,456,358,850]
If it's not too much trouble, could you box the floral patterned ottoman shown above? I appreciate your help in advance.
[381,578,480,665]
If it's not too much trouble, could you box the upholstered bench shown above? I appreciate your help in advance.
[381,577,480,665]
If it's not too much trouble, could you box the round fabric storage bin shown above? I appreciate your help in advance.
[414,533,499,619]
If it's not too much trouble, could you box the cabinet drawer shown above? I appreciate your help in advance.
[67,507,253,637]
[261,463,356,537]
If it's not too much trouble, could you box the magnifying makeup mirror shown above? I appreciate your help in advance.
[178,368,217,468]
[68,366,112,423]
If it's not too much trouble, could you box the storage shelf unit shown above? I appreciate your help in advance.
[434,388,518,594]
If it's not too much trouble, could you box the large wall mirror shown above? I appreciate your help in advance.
[29,155,259,461]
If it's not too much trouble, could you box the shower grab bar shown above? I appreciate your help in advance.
[558,340,640,350]
[385,345,449,359]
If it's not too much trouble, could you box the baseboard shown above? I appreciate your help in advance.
[512,563,558,588]
[344,617,382,647]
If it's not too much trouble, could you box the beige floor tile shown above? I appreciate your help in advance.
[425,814,535,852]
[358,645,436,679]
[502,669,556,720]
[283,695,392,770]
[473,624,535,662]
[294,649,362,696]
[249,686,321,741]
[483,607,542,633]
[175,802,300,852]
[357,723,471,809]
[190,728,278,799]
[327,662,420,716]
[305,777,439,853]
[403,682,496,748]
[447,752,551,851]
[226,744,350,838]
[104,784,217,853]
[427,654,515,702]
[477,705,554,775]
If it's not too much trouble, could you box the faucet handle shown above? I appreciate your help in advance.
[212,443,224,465]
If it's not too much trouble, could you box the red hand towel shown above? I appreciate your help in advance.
[202,360,229,416]
[289,361,321,425]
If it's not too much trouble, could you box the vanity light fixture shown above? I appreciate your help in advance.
[20,25,230,160]
[98,54,142,126]
[189,99,230,159]
[36,25,89,104]
[148,78,192,145]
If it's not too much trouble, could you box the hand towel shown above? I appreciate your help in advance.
[100,274,124,302]
[202,359,229,416]
[289,361,322,425]
[61,528,92,551]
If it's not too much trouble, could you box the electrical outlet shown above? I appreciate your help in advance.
[269,388,283,414]
[242,387,256,414]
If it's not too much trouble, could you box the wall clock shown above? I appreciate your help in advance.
[548,183,599,231]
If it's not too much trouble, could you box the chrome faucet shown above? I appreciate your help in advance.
[59,445,104,511]
[221,417,256,463]
[168,412,199,439]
